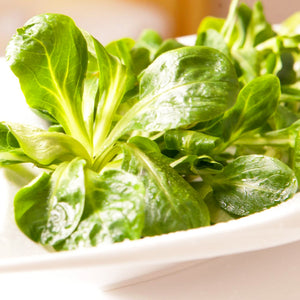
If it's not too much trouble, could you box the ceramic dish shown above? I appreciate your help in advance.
[1,40,300,289]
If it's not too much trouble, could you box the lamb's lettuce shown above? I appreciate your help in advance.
[164,130,221,156]
[122,137,210,236]
[6,14,91,154]
[55,168,145,250]
[91,35,134,152]
[211,155,298,216]
[2,0,300,251]
[14,158,86,245]
[219,74,280,145]
[4,123,91,166]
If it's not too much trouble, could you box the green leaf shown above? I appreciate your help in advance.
[292,130,300,184]
[154,39,184,59]
[122,136,210,236]
[106,37,135,67]
[6,123,91,166]
[6,13,91,153]
[196,29,231,58]
[0,123,33,165]
[220,0,240,45]
[222,74,280,143]
[203,192,235,224]
[130,30,182,76]
[277,51,297,85]
[0,150,33,166]
[138,46,238,126]
[105,37,137,91]
[244,1,276,47]
[130,47,151,76]
[91,37,134,152]
[211,155,298,216]
[256,35,300,81]
[271,105,298,130]
[81,30,100,139]
[56,168,145,250]
[170,155,224,176]
[0,123,19,149]
[164,129,221,156]
[233,3,253,48]
[232,47,259,83]
[197,16,225,34]
[104,46,239,150]
[281,83,300,103]
[134,29,163,61]
[14,158,86,246]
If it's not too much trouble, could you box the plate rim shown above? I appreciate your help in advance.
[1,191,300,272]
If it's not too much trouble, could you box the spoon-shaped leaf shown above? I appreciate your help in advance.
[222,74,280,143]
[91,37,135,151]
[212,155,298,216]
[6,14,91,153]
[14,158,86,246]
[99,46,239,160]
[5,123,91,166]
[122,136,210,236]
[56,168,145,250]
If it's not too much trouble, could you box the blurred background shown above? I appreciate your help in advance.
[0,0,299,56]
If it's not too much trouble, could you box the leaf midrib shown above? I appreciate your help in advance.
[32,35,73,118]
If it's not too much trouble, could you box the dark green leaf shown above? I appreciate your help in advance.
[222,74,280,143]
[106,46,239,146]
[164,129,221,156]
[170,154,224,176]
[122,136,210,236]
[56,168,145,250]
[277,51,297,84]
[271,105,298,130]
[14,158,86,245]
[212,155,298,216]
[204,192,235,224]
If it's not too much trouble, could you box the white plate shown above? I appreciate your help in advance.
[1,51,300,289]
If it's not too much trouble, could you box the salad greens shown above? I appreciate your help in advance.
[1,0,300,250]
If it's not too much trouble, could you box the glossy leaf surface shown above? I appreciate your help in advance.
[164,129,221,156]
[107,46,239,145]
[91,37,133,151]
[6,14,91,152]
[5,123,90,165]
[221,74,280,143]
[122,136,210,236]
[212,155,297,216]
[14,158,86,245]
[56,169,145,250]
